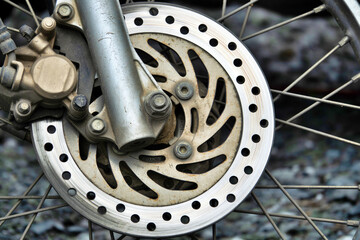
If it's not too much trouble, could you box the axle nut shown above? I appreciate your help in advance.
[145,92,172,119]
[174,141,193,160]
[175,81,194,100]
[89,118,106,134]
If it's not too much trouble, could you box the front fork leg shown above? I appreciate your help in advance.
[75,0,171,151]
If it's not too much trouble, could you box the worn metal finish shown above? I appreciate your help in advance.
[76,0,170,152]
[33,4,274,237]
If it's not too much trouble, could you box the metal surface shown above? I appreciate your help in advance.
[33,4,274,237]
[76,0,170,152]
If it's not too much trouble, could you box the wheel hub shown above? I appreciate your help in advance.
[32,3,274,237]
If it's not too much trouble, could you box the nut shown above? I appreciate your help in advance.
[72,94,88,112]
[57,4,73,20]
[173,141,193,159]
[145,92,171,118]
[175,81,194,100]
[89,118,106,134]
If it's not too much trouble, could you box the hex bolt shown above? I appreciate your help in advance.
[145,92,172,118]
[40,17,56,36]
[17,100,31,115]
[89,118,106,134]
[57,4,73,20]
[72,94,88,112]
[173,141,193,160]
[175,82,194,100]
[19,25,35,41]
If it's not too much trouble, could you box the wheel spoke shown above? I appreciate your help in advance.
[0,203,68,222]
[239,4,253,38]
[221,0,227,18]
[212,224,216,240]
[0,195,61,200]
[20,185,52,240]
[256,185,360,190]
[25,0,40,27]
[276,118,360,147]
[217,0,259,22]
[273,36,349,102]
[2,0,42,22]
[271,89,360,110]
[110,230,115,240]
[7,26,19,33]
[89,221,93,240]
[265,169,328,240]
[251,192,286,239]
[241,4,326,41]
[0,173,43,227]
[234,209,360,227]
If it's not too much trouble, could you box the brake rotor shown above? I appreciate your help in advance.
[32,3,274,237]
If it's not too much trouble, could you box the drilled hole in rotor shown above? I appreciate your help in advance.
[241,148,250,157]
[180,26,189,35]
[252,134,261,143]
[198,24,207,32]
[131,214,140,223]
[96,143,117,189]
[233,58,242,67]
[227,194,236,202]
[139,155,165,163]
[209,38,218,47]
[198,116,236,153]
[162,212,172,221]
[260,119,269,128]
[79,134,90,160]
[116,204,125,212]
[59,154,68,162]
[244,166,253,175]
[149,7,159,16]
[176,154,226,174]
[135,48,159,68]
[134,17,143,26]
[210,199,219,207]
[62,171,71,180]
[252,86,260,95]
[44,143,53,151]
[147,222,156,231]
[228,42,237,51]
[249,104,258,113]
[148,39,186,77]
[206,77,226,125]
[98,206,107,215]
[190,108,199,134]
[147,170,198,191]
[120,161,158,199]
[192,201,201,210]
[165,16,174,24]
[188,49,209,98]
[47,125,56,134]
[181,215,190,224]
[87,191,96,200]
[229,176,238,184]
[236,76,245,84]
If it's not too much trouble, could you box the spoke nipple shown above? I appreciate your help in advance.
[57,4,74,20]
[174,141,193,160]
[89,118,106,134]
[175,81,194,100]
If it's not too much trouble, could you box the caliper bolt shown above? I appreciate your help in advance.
[40,17,56,37]
[57,4,73,20]
[19,25,35,41]
[89,118,106,134]
[17,101,31,114]
[72,94,88,112]
[174,141,193,160]
[145,92,172,119]
[175,81,194,100]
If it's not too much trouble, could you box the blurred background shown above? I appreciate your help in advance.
[0,0,360,239]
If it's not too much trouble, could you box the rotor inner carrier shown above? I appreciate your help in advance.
[32,3,274,237]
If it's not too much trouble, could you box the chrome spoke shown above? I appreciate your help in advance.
[276,118,360,147]
[271,89,360,110]
[25,0,40,27]
[0,173,43,227]
[256,185,360,190]
[7,26,19,33]
[212,224,216,240]
[217,0,259,22]
[221,0,227,18]
[241,4,326,41]
[251,192,286,239]
[0,203,68,222]
[20,185,52,240]
[239,4,253,38]
[2,0,42,21]
[89,221,93,240]
[265,169,328,240]
[0,195,61,200]
[273,36,349,102]
[234,209,360,227]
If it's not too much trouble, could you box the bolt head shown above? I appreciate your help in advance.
[17,101,31,114]
[72,95,88,112]
[152,94,167,109]
[145,92,171,118]
[174,141,193,159]
[57,4,72,19]
[90,119,105,134]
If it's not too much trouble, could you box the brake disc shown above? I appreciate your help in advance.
[32,4,274,237]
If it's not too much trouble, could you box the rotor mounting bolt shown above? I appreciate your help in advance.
[72,94,88,112]
[145,92,172,118]
[174,141,193,160]
[57,4,73,20]
[89,118,106,134]
[175,82,194,100]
